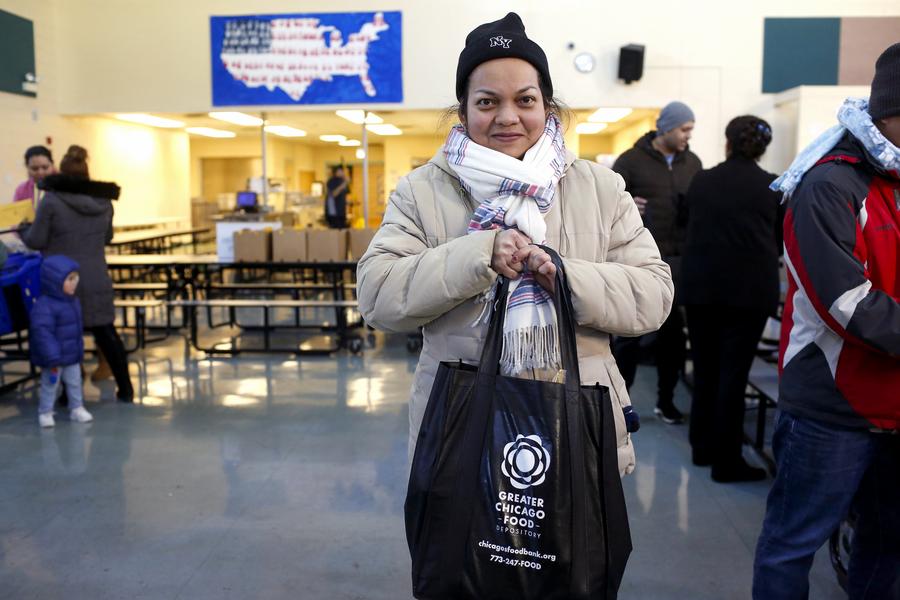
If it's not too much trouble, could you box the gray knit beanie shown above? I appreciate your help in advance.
[656,101,695,134]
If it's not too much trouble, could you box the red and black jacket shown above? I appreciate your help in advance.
[779,132,900,431]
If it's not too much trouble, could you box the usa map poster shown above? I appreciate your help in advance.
[210,11,402,106]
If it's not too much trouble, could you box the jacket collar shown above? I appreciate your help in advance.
[828,132,900,182]
[38,174,121,200]
[636,130,691,165]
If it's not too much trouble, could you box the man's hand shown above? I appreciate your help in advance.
[633,196,648,215]
[491,230,532,279]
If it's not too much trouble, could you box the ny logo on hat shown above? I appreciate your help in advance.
[489,36,511,49]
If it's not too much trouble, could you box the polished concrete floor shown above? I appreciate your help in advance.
[0,330,846,599]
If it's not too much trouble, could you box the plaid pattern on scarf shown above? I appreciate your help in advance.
[444,114,568,374]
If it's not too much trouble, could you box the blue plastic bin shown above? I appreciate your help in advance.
[0,253,42,335]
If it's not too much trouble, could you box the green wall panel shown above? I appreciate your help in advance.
[762,18,840,94]
[0,9,36,98]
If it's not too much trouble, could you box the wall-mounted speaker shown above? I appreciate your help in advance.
[618,44,645,84]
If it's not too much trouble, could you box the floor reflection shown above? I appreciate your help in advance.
[0,332,846,599]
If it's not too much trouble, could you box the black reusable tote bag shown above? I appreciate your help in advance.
[405,247,631,600]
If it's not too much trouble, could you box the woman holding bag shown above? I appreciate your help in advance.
[358,12,673,477]
[360,13,674,598]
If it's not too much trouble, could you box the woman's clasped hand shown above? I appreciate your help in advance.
[490,230,556,293]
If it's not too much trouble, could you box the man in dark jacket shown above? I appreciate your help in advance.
[611,101,702,423]
[753,43,900,599]
[31,255,93,427]
[325,165,350,229]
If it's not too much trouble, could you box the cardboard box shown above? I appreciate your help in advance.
[348,228,376,260]
[217,221,281,261]
[272,228,307,262]
[264,211,296,228]
[306,228,348,262]
[233,228,271,262]
[190,198,219,230]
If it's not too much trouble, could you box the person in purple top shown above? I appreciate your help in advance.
[13,146,56,206]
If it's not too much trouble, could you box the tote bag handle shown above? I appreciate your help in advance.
[476,244,582,390]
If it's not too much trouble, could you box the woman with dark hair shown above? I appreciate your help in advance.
[681,116,784,482]
[14,146,56,205]
[358,12,674,477]
[23,145,134,402]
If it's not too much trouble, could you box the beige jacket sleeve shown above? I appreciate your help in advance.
[357,175,499,333]
[563,171,674,336]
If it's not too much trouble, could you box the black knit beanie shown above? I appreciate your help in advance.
[455,12,552,101]
[870,42,900,120]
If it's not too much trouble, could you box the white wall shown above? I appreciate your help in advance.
[41,0,900,169]
[0,0,191,225]
[0,0,63,201]
[3,0,897,207]
[65,116,191,226]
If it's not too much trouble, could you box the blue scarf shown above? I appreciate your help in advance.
[771,98,900,196]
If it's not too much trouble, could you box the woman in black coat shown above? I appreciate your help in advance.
[681,116,783,483]
[24,145,134,402]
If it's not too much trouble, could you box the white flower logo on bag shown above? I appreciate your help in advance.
[501,434,551,490]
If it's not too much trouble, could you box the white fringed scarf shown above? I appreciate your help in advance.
[444,114,568,374]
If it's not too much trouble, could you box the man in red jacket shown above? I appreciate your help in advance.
[753,43,900,599]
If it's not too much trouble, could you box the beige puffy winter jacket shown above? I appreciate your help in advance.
[357,151,674,475]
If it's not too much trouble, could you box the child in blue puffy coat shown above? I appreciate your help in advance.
[30,255,93,427]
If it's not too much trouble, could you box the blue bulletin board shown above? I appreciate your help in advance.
[210,11,403,106]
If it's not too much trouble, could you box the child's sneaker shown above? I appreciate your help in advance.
[39,412,55,428]
[70,407,93,423]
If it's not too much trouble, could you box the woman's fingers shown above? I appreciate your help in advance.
[491,255,518,278]
[500,265,520,279]
[512,231,532,248]
[491,231,544,280]
[537,261,556,277]
[525,249,551,271]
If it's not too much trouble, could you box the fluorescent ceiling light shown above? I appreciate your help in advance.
[208,111,264,126]
[114,113,184,128]
[319,134,347,142]
[186,127,236,138]
[265,125,307,137]
[575,122,609,135]
[355,149,366,159]
[336,110,384,124]
[338,139,361,146]
[587,108,633,123]
[366,123,402,136]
